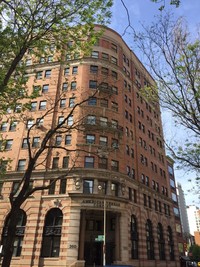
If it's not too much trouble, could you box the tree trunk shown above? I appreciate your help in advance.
[1,207,20,267]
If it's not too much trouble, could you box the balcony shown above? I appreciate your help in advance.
[98,83,116,95]
[83,118,123,136]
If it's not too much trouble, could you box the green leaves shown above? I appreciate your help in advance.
[151,0,180,9]
[0,0,113,113]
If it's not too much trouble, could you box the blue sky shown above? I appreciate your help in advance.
[110,0,200,206]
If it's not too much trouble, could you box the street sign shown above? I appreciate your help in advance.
[95,235,104,242]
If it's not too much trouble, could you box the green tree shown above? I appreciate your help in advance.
[189,244,200,262]
[0,0,112,113]
[0,1,113,266]
[135,14,200,174]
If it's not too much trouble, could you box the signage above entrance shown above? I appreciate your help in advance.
[81,199,120,209]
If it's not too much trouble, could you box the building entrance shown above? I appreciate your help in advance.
[79,210,118,267]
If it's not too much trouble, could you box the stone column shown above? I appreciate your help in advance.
[115,213,121,261]
[78,210,86,260]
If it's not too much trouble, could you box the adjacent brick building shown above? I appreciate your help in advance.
[0,26,183,267]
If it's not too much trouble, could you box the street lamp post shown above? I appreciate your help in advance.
[98,185,106,266]
[103,198,106,267]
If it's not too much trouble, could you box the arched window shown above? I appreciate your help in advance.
[130,215,138,259]
[157,223,165,260]
[2,209,26,257]
[146,219,154,260]
[167,226,174,260]
[41,208,63,257]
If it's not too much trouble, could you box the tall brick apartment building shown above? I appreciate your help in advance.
[0,26,183,267]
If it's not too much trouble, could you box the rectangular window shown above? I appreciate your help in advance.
[60,98,66,108]
[9,121,17,131]
[172,192,178,202]
[32,137,40,148]
[146,176,149,186]
[66,54,71,60]
[31,102,37,111]
[87,115,96,125]
[40,57,45,63]
[91,51,99,58]
[33,86,40,94]
[148,196,151,208]
[111,160,119,172]
[36,71,42,79]
[59,179,67,194]
[170,179,175,188]
[17,159,26,171]
[100,99,108,107]
[111,119,118,128]
[101,67,109,75]
[0,160,8,172]
[72,66,78,74]
[111,43,117,52]
[5,139,13,150]
[62,82,68,91]
[127,166,131,176]
[39,101,47,110]
[102,53,109,60]
[143,194,147,206]
[90,65,98,73]
[112,86,118,95]
[112,138,119,149]
[65,135,71,145]
[126,145,130,155]
[83,180,94,194]
[111,101,118,111]
[111,56,117,65]
[89,80,97,89]
[98,157,108,169]
[131,149,134,158]
[26,58,32,65]
[99,136,108,146]
[67,115,73,126]
[12,181,20,195]
[111,183,118,196]
[64,67,70,75]
[52,157,59,169]
[22,138,29,149]
[71,81,77,90]
[62,157,69,168]
[131,168,135,179]
[154,199,158,211]
[55,135,62,146]
[98,181,107,195]
[14,104,22,113]
[45,70,51,78]
[88,97,97,106]
[69,97,75,107]
[47,55,53,62]
[48,180,56,195]
[0,182,3,195]
[86,134,95,144]
[0,122,7,132]
[42,84,49,93]
[85,157,94,168]
[100,117,108,127]
[111,71,118,79]
[36,118,44,126]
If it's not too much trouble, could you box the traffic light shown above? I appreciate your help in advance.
[184,243,187,252]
